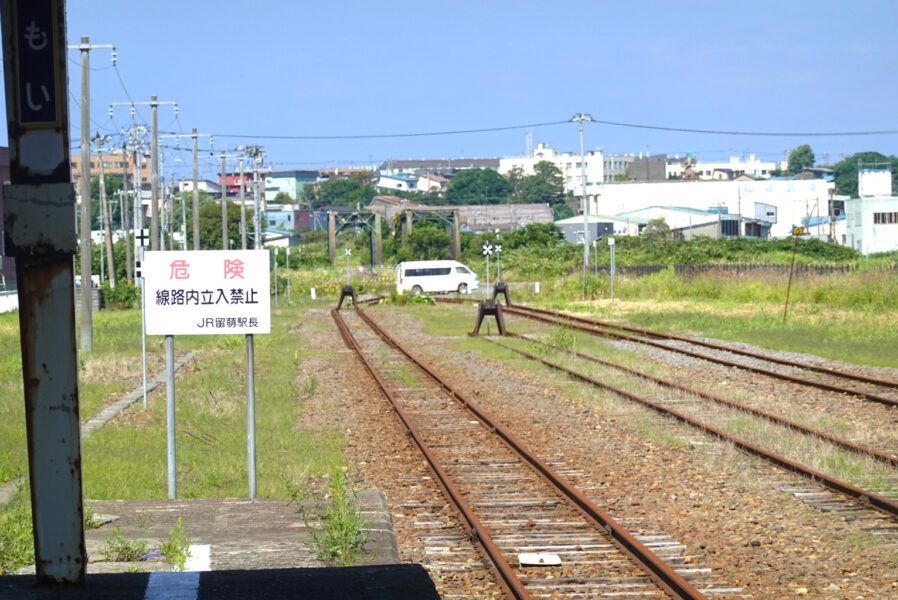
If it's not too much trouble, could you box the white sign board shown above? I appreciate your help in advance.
[143,250,270,336]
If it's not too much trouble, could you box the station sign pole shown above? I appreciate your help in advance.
[1,0,87,583]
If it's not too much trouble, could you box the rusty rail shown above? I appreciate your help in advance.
[508,333,898,468]
[332,307,531,600]
[338,306,709,600]
[487,338,898,522]
[504,304,898,408]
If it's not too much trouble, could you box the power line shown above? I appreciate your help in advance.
[202,119,571,141]
[589,118,898,137]
[166,116,898,144]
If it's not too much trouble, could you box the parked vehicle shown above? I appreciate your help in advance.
[395,260,479,295]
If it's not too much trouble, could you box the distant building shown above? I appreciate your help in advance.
[368,196,426,222]
[376,173,418,192]
[667,154,780,180]
[628,154,668,182]
[264,169,319,203]
[366,197,553,232]
[845,196,898,254]
[457,203,553,232]
[499,143,605,198]
[416,172,449,193]
[593,178,838,239]
[378,158,499,178]
[554,215,619,244]
[71,151,150,193]
[178,179,220,194]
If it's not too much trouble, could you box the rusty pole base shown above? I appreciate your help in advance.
[337,285,357,310]
[491,282,510,306]
[470,300,506,336]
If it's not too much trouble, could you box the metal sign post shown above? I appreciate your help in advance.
[164,334,176,498]
[246,333,256,498]
[1,0,87,583]
[482,243,492,297]
[135,229,149,407]
[143,250,270,498]
[495,244,502,283]
[345,247,352,285]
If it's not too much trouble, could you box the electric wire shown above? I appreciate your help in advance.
[588,118,898,137]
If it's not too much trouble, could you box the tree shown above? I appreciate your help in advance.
[445,169,511,205]
[197,201,255,250]
[516,161,565,206]
[301,173,376,210]
[90,175,124,229]
[641,217,671,243]
[502,223,564,250]
[273,191,293,204]
[399,222,451,261]
[787,144,815,175]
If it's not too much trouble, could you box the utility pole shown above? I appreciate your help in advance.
[93,134,116,288]
[247,144,266,248]
[68,36,114,352]
[110,97,178,251]
[161,130,212,250]
[121,144,132,281]
[151,96,159,250]
[193,130,200,249]
[221,152,228,249]
[239,155,247,249]
[571,113,594,301]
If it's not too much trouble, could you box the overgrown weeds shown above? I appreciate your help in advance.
[99,527,148,562]
[290,468,368,566]
[160,517,192,571]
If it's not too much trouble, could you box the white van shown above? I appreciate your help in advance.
[396,260,479,295]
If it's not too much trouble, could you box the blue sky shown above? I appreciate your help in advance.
[7,0,898,181]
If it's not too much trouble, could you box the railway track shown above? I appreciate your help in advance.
[482,334,898,530]
[501,303,898,408]
[332,304,745,600]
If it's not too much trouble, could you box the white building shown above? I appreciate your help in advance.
[592,178,838,239]
[666,154,781,180]
[499,142,604,199]
[845,196,898,255]
[376,173,417,192]
[178,179,221,194]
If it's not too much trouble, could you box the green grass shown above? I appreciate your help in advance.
[0,484,33,574]
[614,306,898,368]
[81,307,345,499]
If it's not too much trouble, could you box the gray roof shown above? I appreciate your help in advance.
[378,158,500,170]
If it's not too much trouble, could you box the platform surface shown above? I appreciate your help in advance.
[0,565,440,600]
[1,492,438,599]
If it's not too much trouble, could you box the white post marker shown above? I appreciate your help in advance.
[482,243,493,297]
[143,250,271,498]
[608,236,615,307]
[345,247,352,285]
[495,244,502,282]
[273,248,278,308]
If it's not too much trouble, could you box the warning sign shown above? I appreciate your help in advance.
[143,250,271,336]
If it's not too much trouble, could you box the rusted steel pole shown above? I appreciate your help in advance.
[1,0,87,583]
